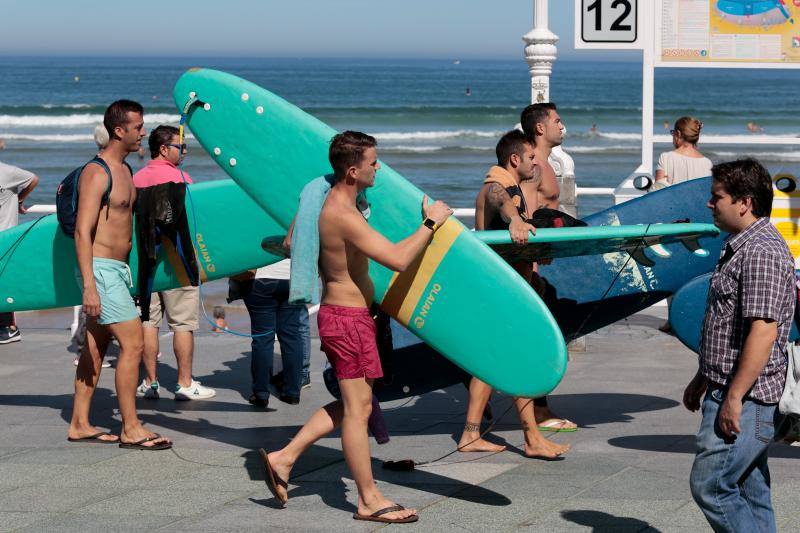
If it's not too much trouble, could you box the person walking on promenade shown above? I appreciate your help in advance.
[653,116,712,191]
[459,129,570,459]
[68,100,171,449]
[684,158,794,533]
[0,145,38,344]
[133,125,215,401]
[231,259,310,408]
[261,131,453,523]
[519,102,578,433]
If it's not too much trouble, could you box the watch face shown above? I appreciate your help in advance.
[424,218,436,229]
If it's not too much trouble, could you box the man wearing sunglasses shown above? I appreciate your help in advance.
[132,125,216,401]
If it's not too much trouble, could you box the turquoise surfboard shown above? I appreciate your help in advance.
[0,179,283,312]
[174,68,567,398]
[475,223,719,265]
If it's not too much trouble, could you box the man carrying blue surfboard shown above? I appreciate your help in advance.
[261,131,452,524]
[67,100,171,450]
[460,129,571,459]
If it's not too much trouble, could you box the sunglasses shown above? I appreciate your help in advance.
[165,143,187,151]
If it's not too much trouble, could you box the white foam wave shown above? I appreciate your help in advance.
[373,129,502,141]
[0,113,180,127]
[595,132,642,141]
[711,151,800,161]
[41,103,93,109]
[0,133,92,142]
[566,145,637,154]
[383,145,443,153]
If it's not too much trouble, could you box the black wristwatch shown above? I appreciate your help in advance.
[422,217,437,231]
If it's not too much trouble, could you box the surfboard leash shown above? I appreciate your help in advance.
[565,223,654,345]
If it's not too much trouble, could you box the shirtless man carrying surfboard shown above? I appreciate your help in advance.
[262,131,452,524]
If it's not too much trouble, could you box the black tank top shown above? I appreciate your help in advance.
[487,183,530,231]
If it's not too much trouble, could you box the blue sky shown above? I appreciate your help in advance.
[0,0,634,60]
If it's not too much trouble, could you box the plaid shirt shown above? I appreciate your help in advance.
[700,217,795,403]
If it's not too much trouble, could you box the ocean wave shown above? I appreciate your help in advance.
[373,129,502,141]
[566,145,638,154]
[0,113,180,127]
[381,145,493,153]
[710,151,800,162]
[594,132,642,141]
[0,133,92,142]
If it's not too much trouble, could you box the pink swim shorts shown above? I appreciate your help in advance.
[318,304,383,380]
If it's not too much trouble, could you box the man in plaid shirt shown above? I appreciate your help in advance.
[683,158,795,533]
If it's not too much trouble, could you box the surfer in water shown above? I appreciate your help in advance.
[261,131,452,523]
[461,129,571,459]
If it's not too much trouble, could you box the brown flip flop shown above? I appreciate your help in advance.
[259,448,288,505]
[118,433,172,450]
[353,504,419,523]
[67,431,119,444]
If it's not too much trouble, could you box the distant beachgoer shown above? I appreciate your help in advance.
[261,131,452,522]
[463,130,571,459]
[133,125,215,401]
[519,102,578,432]
[654,117,712,189]
[69,99,171,449]
[685,158,793,532]
[0,157,39,344]
[0,138,5,151]
[747,122,765,134]
[664,121,670,131]
[465,87,471,96]
[589,124,598,135]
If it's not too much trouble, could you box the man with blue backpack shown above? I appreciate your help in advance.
[61,100,171,450]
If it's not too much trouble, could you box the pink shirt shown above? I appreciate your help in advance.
[132,159,193,188]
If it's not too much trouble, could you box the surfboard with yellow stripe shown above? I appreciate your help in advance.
[175,68,567,398]
[0,179,284,313]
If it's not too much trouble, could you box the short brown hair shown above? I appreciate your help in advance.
[520,102,557,137]
[104,99,144,139]
[148,125,179,159]
[712,158,773,218]
[328,131,377,180]
[496,130,532,167]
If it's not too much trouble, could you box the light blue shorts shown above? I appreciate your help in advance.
[75,258,139,325]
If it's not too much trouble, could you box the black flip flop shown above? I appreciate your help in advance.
[353,504,419,524]
[259,448,288,505]
[67,431,119,444]
[118,433,172,450]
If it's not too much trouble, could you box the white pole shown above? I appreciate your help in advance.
[524,0,558,104]
[640,2,655,175]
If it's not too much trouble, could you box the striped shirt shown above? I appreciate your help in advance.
[699,217,795,403]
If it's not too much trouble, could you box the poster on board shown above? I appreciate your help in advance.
[659,0,800,64]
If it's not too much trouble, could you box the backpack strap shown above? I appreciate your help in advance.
[86,156,114,206]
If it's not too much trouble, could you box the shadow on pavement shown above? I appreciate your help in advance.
[560,510,659,532]
[608,434,800,458]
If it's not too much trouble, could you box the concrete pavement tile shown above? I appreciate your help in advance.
[15,513,182,532]
[3,445,128,465]
[0,447,31,460]
[0,511,57,533]
[0,463,73,489]
[575,466,691,501]
[520,498,688,529]
[0,485,121,512]
[77,488,250,516]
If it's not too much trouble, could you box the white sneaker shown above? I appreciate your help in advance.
[136,379,160,399]
[174,380,216,400]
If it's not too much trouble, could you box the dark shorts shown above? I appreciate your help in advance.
[318,304,383,380]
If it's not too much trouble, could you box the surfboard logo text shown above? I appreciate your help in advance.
[413,283,442,329]
[195,233,216,273]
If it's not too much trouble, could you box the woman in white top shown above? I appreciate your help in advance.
[653,116,712,190]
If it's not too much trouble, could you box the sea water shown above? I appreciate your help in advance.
[1,56,798,220]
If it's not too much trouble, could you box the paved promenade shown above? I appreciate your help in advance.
[1,303,798,532]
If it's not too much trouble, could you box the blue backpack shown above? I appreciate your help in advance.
[55,157,128,237]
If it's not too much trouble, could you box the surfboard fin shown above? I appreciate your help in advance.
[627,247,655,267]
[679,237,710,257]
[647,243,672,259]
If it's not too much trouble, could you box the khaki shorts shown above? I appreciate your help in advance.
[142,286,199,331]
